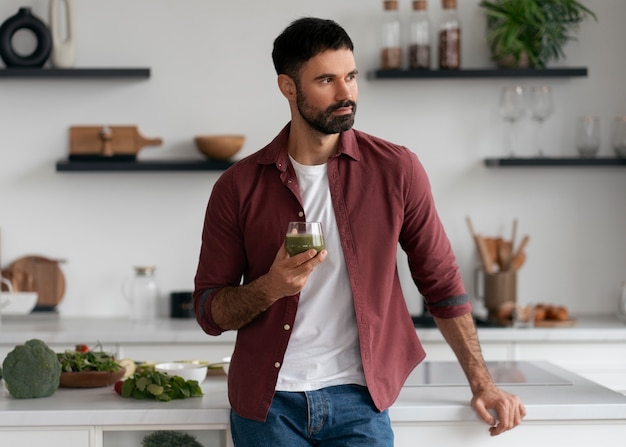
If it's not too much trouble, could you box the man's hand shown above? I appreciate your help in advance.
[262,244,328,299]
[471,383,526,436]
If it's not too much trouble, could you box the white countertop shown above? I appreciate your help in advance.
[1,315,625,347]
[1,361,625,428]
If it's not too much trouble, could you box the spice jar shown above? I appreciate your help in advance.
[380,0,402,70]
[409,0,431,70]
[438,0,461,69]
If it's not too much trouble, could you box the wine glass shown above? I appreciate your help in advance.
[530,86,554,157]
[498,86,526,157]
[285,222,325,256]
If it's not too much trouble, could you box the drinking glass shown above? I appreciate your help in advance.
[575,116,600,158]
[498,86,526,157]
[612,116,626,158]
[530,86,554,157]
[285,222,325,256]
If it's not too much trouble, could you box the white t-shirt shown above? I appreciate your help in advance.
[275,156,366,391]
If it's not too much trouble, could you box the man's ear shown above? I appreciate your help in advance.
[277,74,297,100]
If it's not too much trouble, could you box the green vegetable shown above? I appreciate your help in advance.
[57,348,121,373]
[142,430,204,447]
[2,339,61,399]
[119,370,203,402]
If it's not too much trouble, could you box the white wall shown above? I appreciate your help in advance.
[0,0,624,318]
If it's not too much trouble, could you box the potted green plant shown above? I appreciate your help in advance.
[478,0,597,68]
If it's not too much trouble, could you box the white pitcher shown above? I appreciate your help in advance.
[49,0,75,68]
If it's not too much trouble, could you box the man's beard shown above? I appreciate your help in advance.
[296,90,357,135]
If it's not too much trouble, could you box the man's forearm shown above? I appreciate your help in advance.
[433,314,495,393]
[210,276,277,330]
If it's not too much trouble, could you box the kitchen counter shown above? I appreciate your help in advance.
[0,361,624,426]
[1,361,626,447]
[1,314,624,346]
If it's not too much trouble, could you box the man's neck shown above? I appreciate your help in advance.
[287,119,339,166]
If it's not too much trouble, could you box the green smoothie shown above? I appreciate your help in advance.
[285,233,325,256]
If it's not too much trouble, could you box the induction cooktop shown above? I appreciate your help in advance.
[404,361,572,387]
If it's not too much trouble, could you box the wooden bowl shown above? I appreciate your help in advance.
[194,135,244,160]
[59,368,126,388]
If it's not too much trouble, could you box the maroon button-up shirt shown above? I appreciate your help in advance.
[194,123,469,422]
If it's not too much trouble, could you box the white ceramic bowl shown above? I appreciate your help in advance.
[155,362,207,382]
[0,292,38,315]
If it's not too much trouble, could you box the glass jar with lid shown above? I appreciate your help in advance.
[122,265,159,321]
[438,0,461,69]
[380,0,402,70]
[409,0,431,69]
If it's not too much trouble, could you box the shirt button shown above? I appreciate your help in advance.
[298,211,304,217]
[274,362,281,368]
[283,324,291,331]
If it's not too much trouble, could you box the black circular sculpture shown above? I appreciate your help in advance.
[0,7,52,68]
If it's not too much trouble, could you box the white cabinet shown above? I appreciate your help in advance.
[99,425,232,447]
[0,428,93,446]
[393,420,626,447]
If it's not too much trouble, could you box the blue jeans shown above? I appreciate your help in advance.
[230,384,394,446]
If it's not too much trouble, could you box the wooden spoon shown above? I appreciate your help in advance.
[497,240,513,271]
[476,235,495,274]
[510,251,526,271]
[509,235,529,271]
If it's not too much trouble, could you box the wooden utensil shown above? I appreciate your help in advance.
[510,218,518,255]
[510,251,526,271]
[476,235,495,274]
[497,240,513,271]
[466,216,495,273]
[509,235,529,271]
[484,237,499,269]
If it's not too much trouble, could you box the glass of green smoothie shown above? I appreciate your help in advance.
[285,222,325,256]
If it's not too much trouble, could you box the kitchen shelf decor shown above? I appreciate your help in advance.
[484,157,626,167]
[0,67,150,78]
[367,67,587,80]
[55,159,235,172]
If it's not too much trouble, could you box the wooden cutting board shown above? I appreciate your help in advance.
[2,255,65,310]
[69,125,162,157]
[534,319,577,328]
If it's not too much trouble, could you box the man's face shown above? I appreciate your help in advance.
[294,49,359,135]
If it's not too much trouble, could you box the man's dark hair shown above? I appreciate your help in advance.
[272,17,354,80]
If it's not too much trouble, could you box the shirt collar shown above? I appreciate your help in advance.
[258,122,361,172]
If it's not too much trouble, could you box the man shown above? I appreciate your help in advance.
[194,17,525,447]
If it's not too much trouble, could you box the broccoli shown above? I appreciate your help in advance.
[2,338,61,399]
[142,431,204,447]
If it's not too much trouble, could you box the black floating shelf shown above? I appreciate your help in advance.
[484,157,626,167]
[55,159,234,172]
[367,67,588,80]
[0,68,151,79]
